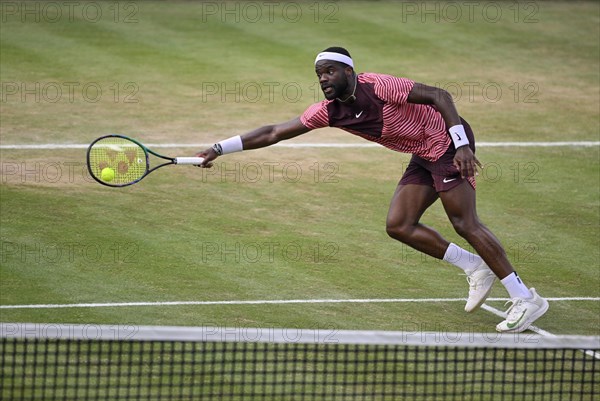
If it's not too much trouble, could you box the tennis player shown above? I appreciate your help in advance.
[196,47,549,333]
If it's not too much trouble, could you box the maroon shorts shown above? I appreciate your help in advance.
[399,118,476,192]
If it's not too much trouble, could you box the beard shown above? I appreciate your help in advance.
[322,76,349,100]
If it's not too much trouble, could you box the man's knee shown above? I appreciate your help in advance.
[386,221,413,242]
[450,217,481,238]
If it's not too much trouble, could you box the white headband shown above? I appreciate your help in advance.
[314,52,354,68]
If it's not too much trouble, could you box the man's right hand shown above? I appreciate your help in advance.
[195,147,218,168]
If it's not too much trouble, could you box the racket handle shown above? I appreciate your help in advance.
[175,157,205,165]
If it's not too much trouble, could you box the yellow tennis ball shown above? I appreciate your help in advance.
[101,167,115,182]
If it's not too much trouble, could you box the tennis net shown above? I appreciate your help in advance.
[1,323,598,400]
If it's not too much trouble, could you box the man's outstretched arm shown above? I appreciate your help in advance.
[196,117,311,167]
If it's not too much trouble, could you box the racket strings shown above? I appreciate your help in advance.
[88,137,147,185]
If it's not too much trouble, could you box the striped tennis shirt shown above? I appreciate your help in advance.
[300,72,452,162]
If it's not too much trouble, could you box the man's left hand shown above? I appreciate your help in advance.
[453,146,482,178]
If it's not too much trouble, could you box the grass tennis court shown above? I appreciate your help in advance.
[1,0,599,340]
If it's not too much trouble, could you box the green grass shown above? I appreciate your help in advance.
[1,0,599,338]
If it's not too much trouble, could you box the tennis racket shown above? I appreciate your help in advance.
[87,134,204,187]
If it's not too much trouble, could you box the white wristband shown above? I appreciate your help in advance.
[216,135,243,155]
[449,124,469,149]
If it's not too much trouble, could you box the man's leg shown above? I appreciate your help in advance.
[438,180,549,332]
[437,181,514,279]
[385,183,447,257]
[387,181,494,312]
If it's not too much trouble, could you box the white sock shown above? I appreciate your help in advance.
[443,243,483,274]
[501,272,532,299]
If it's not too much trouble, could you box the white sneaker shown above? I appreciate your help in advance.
[496,288,549,333]
[464,261,497,313]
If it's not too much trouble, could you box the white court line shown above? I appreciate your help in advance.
[0,141,599,150]
[1,297,598,309]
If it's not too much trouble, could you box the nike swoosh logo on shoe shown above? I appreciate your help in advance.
[506,309,528,329]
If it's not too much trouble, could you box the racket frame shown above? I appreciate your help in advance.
[87,134,202,187]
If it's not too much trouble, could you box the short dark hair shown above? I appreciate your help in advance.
[322,46,351,58]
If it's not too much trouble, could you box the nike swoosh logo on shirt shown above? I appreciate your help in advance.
[355,111,363,118]
[443,177,457,183]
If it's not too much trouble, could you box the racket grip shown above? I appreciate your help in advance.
[175,157,205,165]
